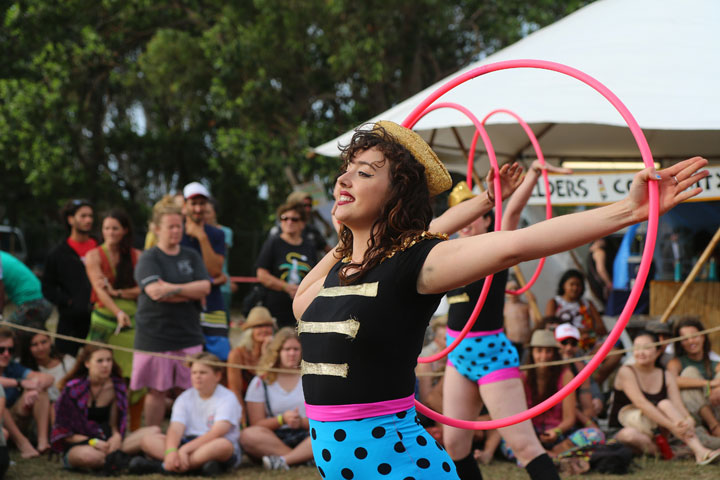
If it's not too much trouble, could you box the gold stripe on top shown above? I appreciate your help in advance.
[301,360,348,378]
[447,293,470,304]
[317,282,379,298]
[297,319,360,338]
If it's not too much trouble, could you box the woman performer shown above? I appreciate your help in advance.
[440,160,572,479]
[293,121,707,480]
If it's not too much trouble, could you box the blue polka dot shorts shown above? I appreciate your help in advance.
[309,407,458,479]
[446,330,521,384]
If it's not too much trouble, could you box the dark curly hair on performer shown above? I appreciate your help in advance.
[336,124,433,284]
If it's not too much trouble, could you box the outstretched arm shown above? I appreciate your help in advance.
[429,163,523,235]
[418,157,708,294]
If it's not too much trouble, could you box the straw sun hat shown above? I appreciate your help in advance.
[241,306,276,330]
[448,181,476,208]
[529,329,561,349]
[374,121,451,197]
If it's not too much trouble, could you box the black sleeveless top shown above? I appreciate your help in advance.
[300,237,444,406]
[609,366,667,428]
[447,269,508,332]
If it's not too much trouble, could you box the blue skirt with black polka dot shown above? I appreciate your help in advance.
[309,407,458,479]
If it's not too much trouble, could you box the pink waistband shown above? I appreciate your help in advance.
[305,395,415,421]
[447,327,504,338]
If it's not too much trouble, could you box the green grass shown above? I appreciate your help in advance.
[9,451,720,480]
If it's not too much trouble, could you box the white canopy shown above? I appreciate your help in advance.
[314,0,720,173]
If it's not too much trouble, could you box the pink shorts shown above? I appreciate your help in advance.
[130,345,202,392]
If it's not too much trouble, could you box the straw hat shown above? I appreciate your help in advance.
[374,121,451,197]
[448,181,476,208]
[241,306,275,330]
[529,329,561,348]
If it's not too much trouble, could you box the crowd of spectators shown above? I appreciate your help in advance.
[1,177,719,477]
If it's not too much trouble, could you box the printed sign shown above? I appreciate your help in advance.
[526,166,720,206]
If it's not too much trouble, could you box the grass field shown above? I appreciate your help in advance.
[8,451,720,480]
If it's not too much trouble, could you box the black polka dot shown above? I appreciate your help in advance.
[354,447,367,459]
[378,463,392,475]
[318,466,326,478]
[394,441,406,453]
[341,468,354,479]
[465,347,472,352]
[459,355,465,359]
[416,435,427,446]
[334,429,347,441]
[322,449,331,461]
[311,428,317,440]
[417,458,430,469]
[491,357,497,362]
[470,361,476,365]
[488,342,495,348]
[474,338,482,342]
[442,462,451,472]
[372,426,386,438]
[396,410,407,419]
[403,477,416,480]
[479,352,485,357]
[501,341,506,347]
[504,360,510,365]
[397,431,403,440]
[483,365,488,370]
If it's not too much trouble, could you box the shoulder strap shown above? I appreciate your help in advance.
[98,244,117,280]
[261,380,274,417]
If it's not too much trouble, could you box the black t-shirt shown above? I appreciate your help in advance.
[300,237,444,406]
[255,235,318,329]
[447,269,508,332]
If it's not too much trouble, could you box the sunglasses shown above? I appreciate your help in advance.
[0,347,15,355]
[280,216,302,223]
[560,339,579,347]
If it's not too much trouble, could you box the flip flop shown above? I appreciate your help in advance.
[697,449,720,466]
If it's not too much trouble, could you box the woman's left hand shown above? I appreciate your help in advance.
[540,429,558,443]
[626,157,708,222]
[107,432,122,453]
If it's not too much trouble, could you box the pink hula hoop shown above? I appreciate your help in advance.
[477,108,552,296]
[403,59,658,430]
[409,102,502,364]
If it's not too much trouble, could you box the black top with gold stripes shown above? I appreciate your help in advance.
[299,237,444,406]
[446,268,508,332]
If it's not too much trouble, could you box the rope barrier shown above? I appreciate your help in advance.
[2,319,719,378]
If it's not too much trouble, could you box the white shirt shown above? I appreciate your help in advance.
[245,376,306,421]
[39,355,76,402]
[170,384,242,449]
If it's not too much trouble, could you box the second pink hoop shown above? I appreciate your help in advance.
[402,59,658,430]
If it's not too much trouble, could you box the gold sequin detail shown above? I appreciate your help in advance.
[297,319,361,338]
[317,282,379,298]
[447,293,470,304]
[301,360,348,378]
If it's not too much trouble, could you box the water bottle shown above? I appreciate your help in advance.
[287,258,301,285]
[654,433,673,460]
[673,261,682,282]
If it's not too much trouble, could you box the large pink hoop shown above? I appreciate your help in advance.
[409,102,502,364]
[476,109,553,295]
[403,59,658,430]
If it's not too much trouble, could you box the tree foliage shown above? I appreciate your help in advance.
[0,0,591,276]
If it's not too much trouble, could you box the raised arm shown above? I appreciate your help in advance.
[429,163,523,235]
[503,161,572,231]
[418,158,708,294]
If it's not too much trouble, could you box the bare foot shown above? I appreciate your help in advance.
[19,441,39,459]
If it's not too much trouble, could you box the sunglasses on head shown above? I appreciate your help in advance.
[0,347,15,355]
[560,338,578,347]
[280,215,302,222]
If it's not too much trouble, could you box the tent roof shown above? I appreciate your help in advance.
[314,0,720,164]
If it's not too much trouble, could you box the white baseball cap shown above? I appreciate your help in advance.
[555,323,580,342]
[183,182,210,199]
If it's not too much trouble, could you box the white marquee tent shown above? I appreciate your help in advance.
[312,0,720,318]
[314,0,720,174]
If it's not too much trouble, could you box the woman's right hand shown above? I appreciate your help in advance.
[91,439,109,453]
[283,408,302,429]
[115,310,131,329]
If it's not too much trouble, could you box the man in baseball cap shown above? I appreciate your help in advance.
[181,182,230,360]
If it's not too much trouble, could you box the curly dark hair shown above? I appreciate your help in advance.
[335,124,434,284]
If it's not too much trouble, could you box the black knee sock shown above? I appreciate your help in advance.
[453,452,483,480]
[525,453,560,480]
